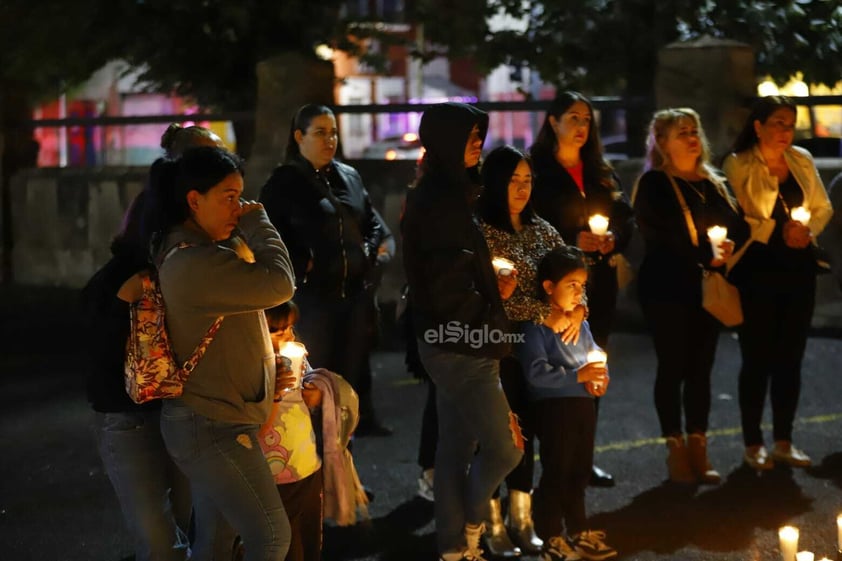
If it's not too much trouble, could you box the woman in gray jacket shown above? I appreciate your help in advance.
[146,146,296,561]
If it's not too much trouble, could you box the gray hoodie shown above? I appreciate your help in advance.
[158,207,295,424]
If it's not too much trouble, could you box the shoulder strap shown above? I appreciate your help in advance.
[150,242,225,371]
[667,174,699,247]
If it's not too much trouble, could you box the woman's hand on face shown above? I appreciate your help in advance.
[576,231,602,253]
[783,220,812,249]
[238,200,263,217]
[497,270,518,300]
[710,238,736,268]
[598,232,616,255]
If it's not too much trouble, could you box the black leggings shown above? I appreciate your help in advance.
[532,398,595,538]
[738,280,815,446]
[641,299,720,437]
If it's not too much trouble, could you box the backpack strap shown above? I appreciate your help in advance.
[153,241,225,372]
[180,316,224,373]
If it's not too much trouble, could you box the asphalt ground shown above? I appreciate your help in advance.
[1,285,842,561]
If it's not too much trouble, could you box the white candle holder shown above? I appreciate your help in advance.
[588,214,609,236]
[791,206,811,226]
[707,225,728,260]
[492,256,515,276]
[279,341,307,390]
[779,526,799,561]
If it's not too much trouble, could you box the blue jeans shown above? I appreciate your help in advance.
[94,410,190,561]
[160,400,290,561]
[417,340,523,554]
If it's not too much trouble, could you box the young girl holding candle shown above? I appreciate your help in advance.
[516,246,616,561]
[260,301,325,561]
[633,108,744,484]
[530,91,635,488]
[723,96,832,470]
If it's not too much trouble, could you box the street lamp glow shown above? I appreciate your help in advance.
[758,80,779,97]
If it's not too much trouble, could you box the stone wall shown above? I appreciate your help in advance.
[8,159,842,331]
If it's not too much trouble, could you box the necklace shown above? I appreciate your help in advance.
[677,177,706,204]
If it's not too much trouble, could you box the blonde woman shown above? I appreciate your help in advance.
[723,96,832,470]
[632,108,744,484]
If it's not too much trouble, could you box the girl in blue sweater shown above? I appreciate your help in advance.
[516,246,616,561]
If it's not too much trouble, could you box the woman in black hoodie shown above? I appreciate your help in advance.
[402,102,524,561]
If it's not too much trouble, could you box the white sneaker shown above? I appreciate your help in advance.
[417,468,434,502]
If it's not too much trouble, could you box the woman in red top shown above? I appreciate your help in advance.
[530,91,635,488]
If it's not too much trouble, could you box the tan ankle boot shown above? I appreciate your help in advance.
[506,490,543,554]
[483,498,521,557]
[665,435,696,483]
[687,433,721,484]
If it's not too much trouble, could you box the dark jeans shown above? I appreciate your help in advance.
[160,400,290,561]
[738,279,815,446]
[641,299,720,436]
[295,287,376,420]
[94,410,190,561]
[588,262,619,459]
[417,340,524,554]
[278,469,324,561]
[586,261,619,349]
[497,355,534,494]
[532,398,595,538]
[418,381,438,471]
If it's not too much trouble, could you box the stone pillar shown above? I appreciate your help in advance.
[243,53,334,198]
[655,36,755,161]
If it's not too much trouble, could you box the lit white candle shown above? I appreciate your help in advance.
[795,552,814,561]
[492,256,515,276]
[791,206,811,226]
[779,526,799,561]
[707,225,728,260]
[588,214,609,236]
[837,513,842,553]
[586,349,607,390]
[586,350,607,365]
[280,341,307,390]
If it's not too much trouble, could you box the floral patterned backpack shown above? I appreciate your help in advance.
[124,244,223,403]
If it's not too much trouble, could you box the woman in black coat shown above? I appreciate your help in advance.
[529,91,634,487]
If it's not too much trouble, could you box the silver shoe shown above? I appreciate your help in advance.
[507,490,543,554]
[484,499,521,558]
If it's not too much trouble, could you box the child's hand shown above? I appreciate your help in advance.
[586,376,609,397]
[274,356,298,399]
[577,361,608,384]
[301,382,323,409]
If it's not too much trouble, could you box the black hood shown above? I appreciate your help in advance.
[418,102,488,190]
